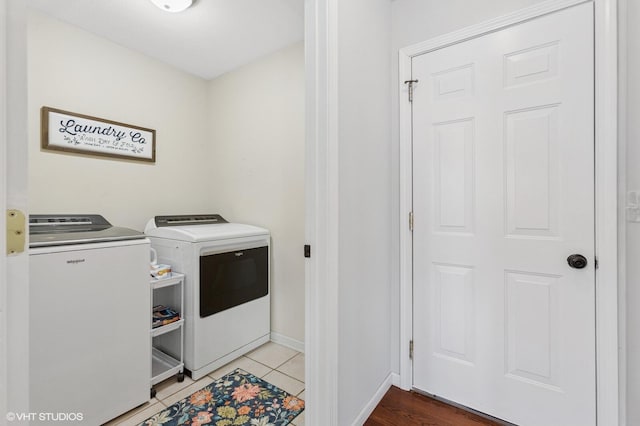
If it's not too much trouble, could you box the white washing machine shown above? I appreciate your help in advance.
[145,214,270,379]
[29,214,150,425]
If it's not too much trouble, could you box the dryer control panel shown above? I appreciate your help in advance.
[154,214,228,227]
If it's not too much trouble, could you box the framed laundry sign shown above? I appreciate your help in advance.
[41,106,156,162]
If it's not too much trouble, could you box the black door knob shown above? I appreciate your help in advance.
[567,254,588,269]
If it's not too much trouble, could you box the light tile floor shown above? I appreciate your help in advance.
[104,342,305,426]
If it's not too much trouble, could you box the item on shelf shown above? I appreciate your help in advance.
[152,305,180,329]
[151,264,172,279]
[150,247,172,279]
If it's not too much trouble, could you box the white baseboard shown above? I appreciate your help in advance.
[270,332,305,353]
[351,372,394,426]
[391,372,401,387]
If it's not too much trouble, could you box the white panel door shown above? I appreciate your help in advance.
[412,4,595,426]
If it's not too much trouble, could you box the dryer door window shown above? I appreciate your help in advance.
[199,246,268,317]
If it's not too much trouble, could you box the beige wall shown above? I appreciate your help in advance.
[28,10,212,231]
[207,42,305,344]
[28,11,305,345]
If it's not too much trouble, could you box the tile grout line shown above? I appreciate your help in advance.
[245,347,301,370]
[109,400,163,426]
[221,354,305,392]
[121,399,164,424]
[152,377,195,403]
[108,408,135,425]
[271,352,301,370]
[272,353,305,384]
[265,367,275,379]
[244,356,278,370]
[272,367,305,385]
[204,361,274,381]
[157,377,212,407]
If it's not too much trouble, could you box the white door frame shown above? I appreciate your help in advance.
[2,0,30,424]
[0,0,8,422]
[3,2,342,425]
[398,0,619,425]
[304,0,340,425]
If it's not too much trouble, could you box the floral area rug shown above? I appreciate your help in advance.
[138,369,305,426]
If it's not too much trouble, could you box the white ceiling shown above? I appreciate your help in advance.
[27,0,304,80]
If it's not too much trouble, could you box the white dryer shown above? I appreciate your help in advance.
[145,214,270,379]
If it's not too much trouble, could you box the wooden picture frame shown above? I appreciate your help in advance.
[41,106,156,163]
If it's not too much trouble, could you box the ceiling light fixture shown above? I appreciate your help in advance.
[149,0,193,13]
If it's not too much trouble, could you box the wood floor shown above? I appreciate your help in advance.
[365,386,502,426]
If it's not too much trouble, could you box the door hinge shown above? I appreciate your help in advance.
[404,79,419,102]
[304,244,311,258]
[7,209,26,255]
[409,340,414,359]
[409,211,414,232]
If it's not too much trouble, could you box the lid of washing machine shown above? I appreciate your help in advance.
[144,214,269,242]
[29,214,146,247]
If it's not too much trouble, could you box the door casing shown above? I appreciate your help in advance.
[0,0,7,421]
[2,0,30,422]
[3,2,337,425]
[398,0,620,424]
